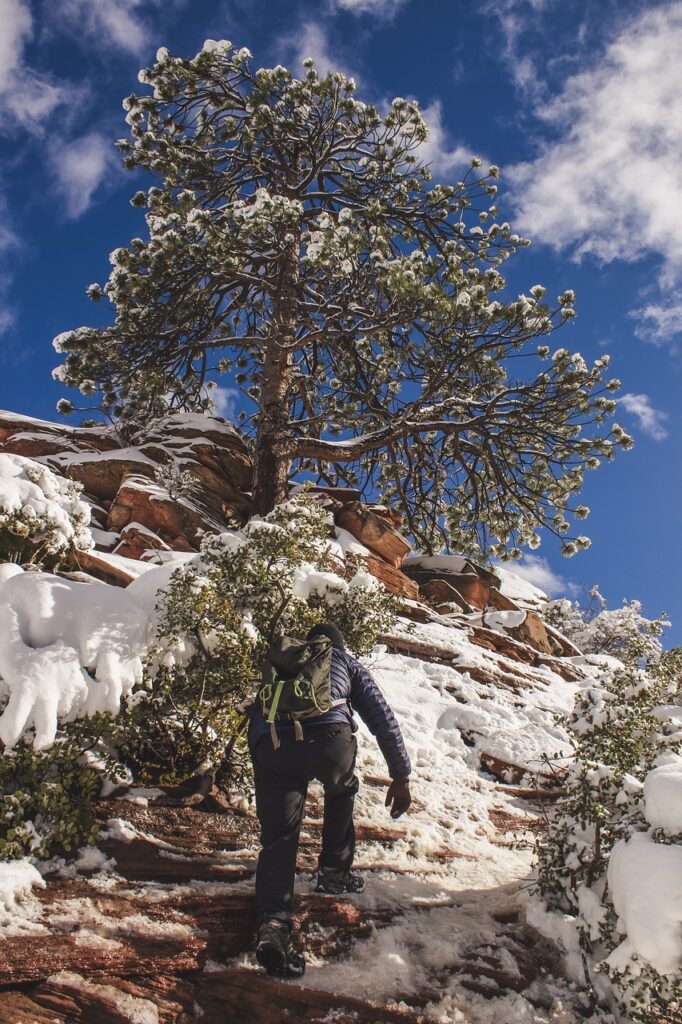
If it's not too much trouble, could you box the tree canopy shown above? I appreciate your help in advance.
[54,41,631,557]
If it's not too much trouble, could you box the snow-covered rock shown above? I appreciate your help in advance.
[0,567,151,748]
[0,409,252,569]
[644,754,682,833]
[492,563,549,610]
[607,831,682,976]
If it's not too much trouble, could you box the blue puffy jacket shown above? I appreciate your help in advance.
[248,648,411,780]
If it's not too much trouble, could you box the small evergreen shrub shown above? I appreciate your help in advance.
[534,635,682,1021]
[0,453,92,567]
[153,459,197,501]
[0,717,113,861]
[544,584,669,661]
[117,495,396,785]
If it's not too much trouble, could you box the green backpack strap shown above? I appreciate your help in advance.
[266,680,286,724]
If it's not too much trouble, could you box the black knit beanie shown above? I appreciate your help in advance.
[307,622,346,650]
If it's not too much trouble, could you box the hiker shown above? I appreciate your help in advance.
[249,622,411,978]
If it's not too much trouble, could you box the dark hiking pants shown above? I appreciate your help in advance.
[251,721,359,929]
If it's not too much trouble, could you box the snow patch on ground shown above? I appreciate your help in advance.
[48,971,159,1024]
[0,860,46,936]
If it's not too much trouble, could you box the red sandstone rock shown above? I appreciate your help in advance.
[505,611,554,655]
[335,502,411,568]
[420,577,472,611]
[365,554,420,599]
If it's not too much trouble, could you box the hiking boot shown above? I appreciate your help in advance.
[256,920,306,979]
[315,867,365,895]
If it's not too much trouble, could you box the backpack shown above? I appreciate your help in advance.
[258,635,347,748]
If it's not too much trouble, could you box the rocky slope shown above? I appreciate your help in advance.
[0,410,602,1024]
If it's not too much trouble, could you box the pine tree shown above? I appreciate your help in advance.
[54,41,630,557]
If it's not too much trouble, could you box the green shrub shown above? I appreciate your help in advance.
[117,495,396,785]
[534,635,682,1021]
[0,717,113,861]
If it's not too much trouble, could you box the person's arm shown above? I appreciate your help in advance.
[345,653,411,782]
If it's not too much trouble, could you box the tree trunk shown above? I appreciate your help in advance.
[251,192,300,515]
[252,340,295,514]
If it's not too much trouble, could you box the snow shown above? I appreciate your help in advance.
[0,860,46,937]
[0,568,150,748]
[0,408,80,433]
[607,831,682,975]
[0,860,45,918]
[72,846,117,874]
[47,973,159,1024]
[525,896,584,984]
[48,447,156,468]
[82,549,159,582]
[404,553,476,574]
[90,527,120,549]
[483,609,527,632]
[292,563,348,604]
[139,549,196,566]
[102,818,141,844]
[125,559,194,613]
[0,562,23,583]
[644,754,682,832]
[120,520,167,540]
[492,564,549,609]
[0,452,92,553]
[333,526,372,558]
[365,644,573,789]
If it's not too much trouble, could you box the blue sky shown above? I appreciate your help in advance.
[0,0,681,642]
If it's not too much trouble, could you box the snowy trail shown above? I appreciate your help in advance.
[0,622,596,1022]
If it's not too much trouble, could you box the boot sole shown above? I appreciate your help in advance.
[256,942,306,979]
[314,887,365,896]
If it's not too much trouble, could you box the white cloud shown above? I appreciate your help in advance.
[630,298,682,349]
[54,0,171,56]
[481,0,549,97]
[295,23,338,76]
[0,0,31,90]
[51,133,117,218]
[0,0,67,131]
[0,194,20,336]
[508,4,682,283]
[332,0,409,16]
[0,308,14,335]
[210,386,239,421]
[619,393,669,441]
[419,101,475,178]
[497,554,577,598]
[277,21,356,79]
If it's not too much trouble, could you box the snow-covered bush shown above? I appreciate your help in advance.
[153,460,196,501]
[544,585,668,661]
[0,453,92,566]
[0,566,151,861]
[118,495,396,785]
[534,637,682,1021]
